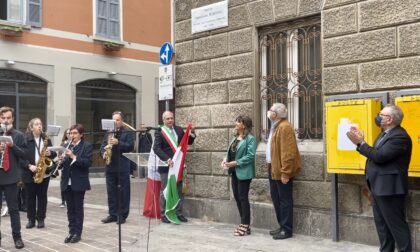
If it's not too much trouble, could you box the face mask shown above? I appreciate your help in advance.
[374,115,382,127]
[267,111,274,121]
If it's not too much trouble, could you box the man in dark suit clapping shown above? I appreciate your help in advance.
[347,105,412,252]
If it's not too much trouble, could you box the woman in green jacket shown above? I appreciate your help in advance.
[222,115,257,236]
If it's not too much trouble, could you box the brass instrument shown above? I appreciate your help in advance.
[103,122,136,165]
[33,133,54,184]
[104,131,113,165]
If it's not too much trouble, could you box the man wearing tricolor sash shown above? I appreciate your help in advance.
[153,111,195,224]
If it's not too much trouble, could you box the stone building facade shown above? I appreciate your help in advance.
[174,0,420,247]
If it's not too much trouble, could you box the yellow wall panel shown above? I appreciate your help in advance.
[395,95,420,177]
[326,99,382,174]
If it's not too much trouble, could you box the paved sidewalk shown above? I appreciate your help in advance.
[0,178,378,252]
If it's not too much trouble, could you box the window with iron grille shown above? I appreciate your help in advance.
[259,16,322,140]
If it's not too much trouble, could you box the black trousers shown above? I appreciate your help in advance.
[65,186,86,236]
[0,183,21,240]
[25,177,50,221]
[231,172,251,225]
[106,172,130,219]
[372,194,411,252]
[268,166,293,234]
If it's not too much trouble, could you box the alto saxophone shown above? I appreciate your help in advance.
[33,133,53,184]
[104,131,113,165]
[103,122,136,165]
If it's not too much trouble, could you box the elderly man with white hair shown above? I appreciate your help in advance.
[266,103,301,240]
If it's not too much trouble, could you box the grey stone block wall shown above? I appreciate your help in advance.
[175,0,420,248]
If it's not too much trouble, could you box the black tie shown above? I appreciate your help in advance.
[375,132,386,147]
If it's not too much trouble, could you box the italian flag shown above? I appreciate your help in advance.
[143,147,162,218]
[163,124,192,224]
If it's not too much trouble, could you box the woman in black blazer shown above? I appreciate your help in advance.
[21,118,56,229]
[60,124,93,244]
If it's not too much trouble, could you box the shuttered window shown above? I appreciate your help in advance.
[27,0,42,27]
[96,0,120,40]
[0,0,41,27]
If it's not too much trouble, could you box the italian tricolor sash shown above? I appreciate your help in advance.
[161,125,178,153]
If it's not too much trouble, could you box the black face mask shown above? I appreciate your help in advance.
[374,115,382,127]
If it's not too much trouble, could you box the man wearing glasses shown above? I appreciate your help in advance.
[347,105,412,252]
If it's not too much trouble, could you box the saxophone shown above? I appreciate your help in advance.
[33,134,53,184]
[103,122,136,165]
[104,131,113,165]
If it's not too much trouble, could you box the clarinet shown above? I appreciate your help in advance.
[50,140,73,177]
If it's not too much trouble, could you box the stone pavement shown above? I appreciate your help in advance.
[0,177,378,252]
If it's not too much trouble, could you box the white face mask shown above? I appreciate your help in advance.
[0,123,12,132]
[267,111,274,121]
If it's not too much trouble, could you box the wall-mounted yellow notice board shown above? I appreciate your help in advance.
[395,95,420,177]
[326,99,382,174]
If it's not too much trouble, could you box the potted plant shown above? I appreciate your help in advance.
[0,25,23,37]
[102,41,122,51]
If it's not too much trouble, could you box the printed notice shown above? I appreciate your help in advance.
[337,118,358,151]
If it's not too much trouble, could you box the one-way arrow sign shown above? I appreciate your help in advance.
[159,42,173,65]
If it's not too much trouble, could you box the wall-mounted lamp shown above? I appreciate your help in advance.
[108,71,117,76]
[6,60,15,66]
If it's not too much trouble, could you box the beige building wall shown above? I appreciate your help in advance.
[174,0,420,247]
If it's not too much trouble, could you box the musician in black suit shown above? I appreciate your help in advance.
[60,124,93,244]
[100,111,134,224]
[0,106,27,249]
[20,118,56,229]
[347,105,412,252]
[153,111,195,223]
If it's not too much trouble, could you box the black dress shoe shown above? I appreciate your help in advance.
[14,238,24,249]
[177,215,188,222]
[70,234,81,243]
[37,219,45,228]
[272,230,292,240]
[26,220,35,229]
[64,234,73,243]
[101,216,117,223]
[161,216,170,224]
[116,218,126,224]
[269,227,281,235]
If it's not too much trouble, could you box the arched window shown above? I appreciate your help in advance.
[76,79,136,168]
[0,69,47,131]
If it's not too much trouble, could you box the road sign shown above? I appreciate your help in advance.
[159,65,173,100]
[159,42,173,65]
